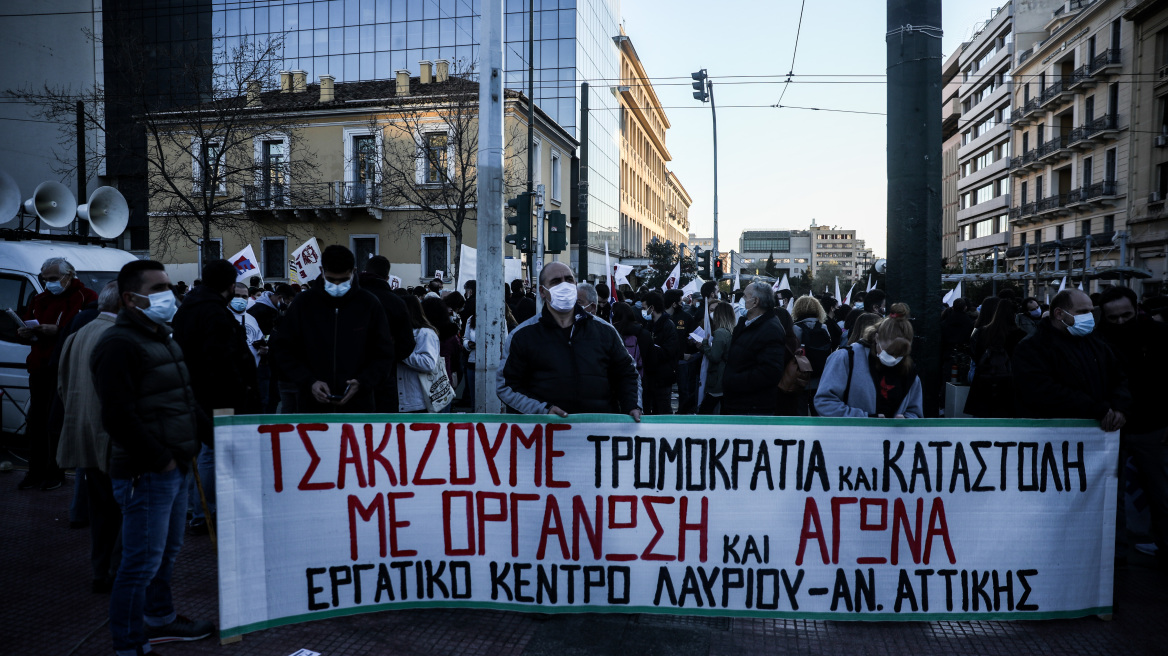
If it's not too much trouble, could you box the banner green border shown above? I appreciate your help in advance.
[216,413,1101,429]
[215,414,1109,636]
[220,601,1113,638]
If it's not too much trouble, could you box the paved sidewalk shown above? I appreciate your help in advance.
[3,470,1166,656]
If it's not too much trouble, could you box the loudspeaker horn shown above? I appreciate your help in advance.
[874,259,888,275]
[0,169,20,223]
[23,181,77,228]
[77,186,129,239]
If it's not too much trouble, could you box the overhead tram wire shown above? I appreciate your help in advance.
[775,0,808,108]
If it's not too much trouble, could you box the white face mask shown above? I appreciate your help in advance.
[324,276,352,298]
[134,291,178,326]
[878,350,903,367]
[542,281,577,312]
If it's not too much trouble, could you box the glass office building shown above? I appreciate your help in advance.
[211,0,620,268]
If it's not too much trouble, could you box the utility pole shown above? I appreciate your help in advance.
[691,69,718,263]
[526,0,536,288]
[475,0,505,413]
[577,82,589,280]
[534,183,545,314]
[886,0,942,415]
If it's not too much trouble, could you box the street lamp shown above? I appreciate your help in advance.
[692,69,719,268]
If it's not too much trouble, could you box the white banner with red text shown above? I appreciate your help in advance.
[214,415,1117,638]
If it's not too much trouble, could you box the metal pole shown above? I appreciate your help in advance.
[534,183,545,315]
[1023,242,1031,297]
[76,100,86,203]
[578,82,589,281]
[475,0,505,414]
[526,0,535,289]
[992,247,998,296]
[1084,234,1092,294]
[962,248,968,275]
[887,0,942,415]
[709,80,719,266]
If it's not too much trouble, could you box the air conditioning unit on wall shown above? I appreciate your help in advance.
[1155,135,1168,148]
[1150,192,1163,203]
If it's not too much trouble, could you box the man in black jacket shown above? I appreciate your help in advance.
[722,281,787,416]
[1012,289,1130,430]
[1097,285,1168,562]
[92,260,215,653]
[640,291,678,415]
[247,283,295,412]
[497,262,641,418]
[358,255,414,412]
[269,245,395,413]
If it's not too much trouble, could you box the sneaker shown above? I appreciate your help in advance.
[40,475,65,491]
[16,472,43,490]
[1135,542,1159,556]
[188,517,209,535]
[0,460,12,472]
[145,615,215,644]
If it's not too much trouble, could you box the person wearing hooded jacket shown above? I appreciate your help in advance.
[269,245,394,414]
[359,255,416,412]
[814,304,925,418]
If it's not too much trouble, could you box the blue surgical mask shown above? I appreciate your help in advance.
[1029,308,1041,319]
[45,280,66,295]
[324,277,351,298]
[642,310,653,321]
[230,297,248,313]
[1063,312,1095,337]
[135,291,178,326]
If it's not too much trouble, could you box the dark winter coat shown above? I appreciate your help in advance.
[721,309,787,416]
[497,305,641,415]
[268,277,395,411]
[91,310,209,479]
[171,285,260,415]
[1012,319,1131,422]
[1097,318,1168,432]
[644,314,679,388]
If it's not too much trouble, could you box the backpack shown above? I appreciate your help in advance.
[795,319,833,375]
[778,345,813,393]
[623,334,644,379]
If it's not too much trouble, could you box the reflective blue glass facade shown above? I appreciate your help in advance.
[211,0,620,258]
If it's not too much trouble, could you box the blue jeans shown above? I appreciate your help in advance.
[110,467,187,656]
[187,446,215,522]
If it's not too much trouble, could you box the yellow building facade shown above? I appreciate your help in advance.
[615,30,691,258]
[147,65,575,288]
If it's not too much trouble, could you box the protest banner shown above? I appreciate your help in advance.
[228,245,259,283]
[215,415,1116,639]
[290,238,323,284]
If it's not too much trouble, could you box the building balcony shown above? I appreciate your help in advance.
[1065,180,1121,209]
[1089,48,1122,76]
[1035,132,1077,164]
[1080,113,1122,141]
[242,181,388,221]
[1035,193,1072,217]
[1064,64,1097,91]
[1011,202,1040,226]
[1156,63,1168,90]
[1039,78,1074,110]
[1013,96,1043,124]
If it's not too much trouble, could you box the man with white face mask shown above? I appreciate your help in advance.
[1013,289,1130,431]
[497,262,642,420]
[269,244,394,413]
[92,259,216,652]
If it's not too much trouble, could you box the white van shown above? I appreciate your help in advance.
[0,240,140,435]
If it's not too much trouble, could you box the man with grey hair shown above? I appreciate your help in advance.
[576,281,598,315]
[57,281,124,592]
[17,257,97,490]
[721,281,787,416]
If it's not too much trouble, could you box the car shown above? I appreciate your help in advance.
[0,240,140,435]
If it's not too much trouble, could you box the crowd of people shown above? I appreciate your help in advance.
[8,248,1168,654]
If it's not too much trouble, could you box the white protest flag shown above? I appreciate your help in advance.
[1058,276,1067,293]
[733,270,741,291]
[662,259,682,291]
[228,245,260,283]
[1077,280,1085,291]
[833,277,842,305]
[773,273,790,293]
[1045,290,1051,305]
[456,244,476,294]
[867,274,876,292]
[614,264,633,289]
[681,276,701,298]
[504,258,522,283]
[942,281,963,307]
[843,283,856,306]
[290,237,323,283]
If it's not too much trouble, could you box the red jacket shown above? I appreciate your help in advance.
[21,278,97,371]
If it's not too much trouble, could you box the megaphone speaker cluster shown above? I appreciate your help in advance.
[0,169,20,223]
[78,186,129,239]
[23,181,77,228]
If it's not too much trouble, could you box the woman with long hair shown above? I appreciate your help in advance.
[964,299,1024,418]
[814,303,924,418]
[423,295,462,409]
[696,303,736,415]
[397,295,442,413]
[774,306,804,416]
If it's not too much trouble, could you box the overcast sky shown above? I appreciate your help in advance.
[618,0,1006,257]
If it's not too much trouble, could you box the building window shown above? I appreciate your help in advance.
[532,138,542,186]
[1105,148,1116,183]
[346,132,379,203]
[422,234,449,279]
[261,237,287,280]
[350,235,378,273]
[193,140,225,194]
[261,140,287,205]
[1104,215,1114,234]
[1081,219,1092,237]
[424,132,449,184]
[997,214,1008,233]
[198,238,222,273]
[550,149,562,203]
[1083,156,1093,188]
[1056,225,1064,241]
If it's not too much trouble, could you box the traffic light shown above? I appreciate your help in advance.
[545,210,567,253]
[713,258,724,280]
[696,250,711,279]
[506,192,533,253]
[691,69,708,102]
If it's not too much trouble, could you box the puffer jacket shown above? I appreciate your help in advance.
[91,310,207,478]
[497,305,641,414]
